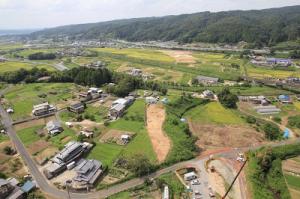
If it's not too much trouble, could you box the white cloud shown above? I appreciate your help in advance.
[0,0,299,29]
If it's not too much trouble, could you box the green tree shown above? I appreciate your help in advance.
[217,87,238,109]
[263,123,281,140]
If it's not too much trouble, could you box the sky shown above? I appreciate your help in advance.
[0,0,299,29]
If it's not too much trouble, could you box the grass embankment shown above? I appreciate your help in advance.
[247,144,300,199]
[185,101,245,125]
[164,95,208,163]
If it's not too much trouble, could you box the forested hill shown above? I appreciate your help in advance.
[30,5,300,45]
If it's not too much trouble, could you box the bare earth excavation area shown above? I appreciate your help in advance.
[146,104,171,162]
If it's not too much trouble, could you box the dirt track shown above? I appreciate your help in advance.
[146,104,171,163]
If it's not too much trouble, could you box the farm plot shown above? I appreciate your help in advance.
[146,104,171,163]
[0,61,55,73]
[3,83,78,120]
[282,157,300,199]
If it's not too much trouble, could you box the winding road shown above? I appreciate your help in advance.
[1,86,300,198]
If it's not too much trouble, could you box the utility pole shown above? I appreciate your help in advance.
[222,159,247,199]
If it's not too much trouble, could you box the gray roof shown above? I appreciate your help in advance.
[74,159,102,184]
[0,178,9,186]
[110,103,126,112]
[196,75,219,82]
[46,120,62,131]
[53,141,84,163]
[70,102,84,109]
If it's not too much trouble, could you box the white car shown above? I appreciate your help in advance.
[191,179,200,185]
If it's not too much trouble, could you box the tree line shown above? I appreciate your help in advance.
[0,67,168,96]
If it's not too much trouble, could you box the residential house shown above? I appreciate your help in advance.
[109,104,126,119]
[46,120,64,136]
[195,75,219,85]
[80,130,94,138]
[21,181,36,193]
[0,179,14,198]
[68,102,85,114]
[32,102,56,116]
[72,159,103,189]
[44,141,92,179]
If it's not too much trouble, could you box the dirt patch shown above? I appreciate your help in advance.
[71,119,102,129]
[14,116,56,131]
[34,146,58,165]
[161,50,196,64]
[100,129,135,145]
[283,159,300,174]
[208,159,242,199]
[188,122,265,149]
[146,104,171,163]
[27,140,49,155]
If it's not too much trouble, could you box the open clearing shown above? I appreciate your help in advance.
[161,50,196,64]
[27,140,49,155]
[146,104,171,163]
[189,122,264,148]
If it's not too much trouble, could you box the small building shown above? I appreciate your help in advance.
[79,92,92,101]
[46,120,63,136]
[32,102,56,116]
[145,96,158,104]
[195,75,219,85]
[68,102,85,114]
[43,162,66,179]
[7,188,25,199]
[80,130,94,138]
[162,185,169,199]
[184,172,197,181]
[21,181,36,193]
[278,95,292,104]
[109,104,126,119]
[267,58,292,67]
[254,105,281,115]
[6,108,14,114]
[88,87,102,94]
[72,159,103,189]
[202,90,214,99]
[7,178,19,187]
[120,134,131,144]
[128,68,142,77]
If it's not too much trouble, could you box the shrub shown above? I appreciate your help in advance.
[246,116,257,124]
[263,123,281,140]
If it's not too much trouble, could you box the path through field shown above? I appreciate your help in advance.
[146,104,171,163]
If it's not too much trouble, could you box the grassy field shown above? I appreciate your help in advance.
[17,125,42,146]
[92,48,175,62]
[284,174,300,191]
[0,61,55,73]
[158,172,186,198]
[88,100,156,168]
[185,101,245,125]
[4,83,76,120]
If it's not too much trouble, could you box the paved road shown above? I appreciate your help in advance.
[1,94,300,198]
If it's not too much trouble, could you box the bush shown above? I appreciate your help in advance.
[263,123,281,140]
[3,146,14,155]
[218,87,238,109]
[272,116,282,124]
[246,116,257,124]
[288,115,300,128]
